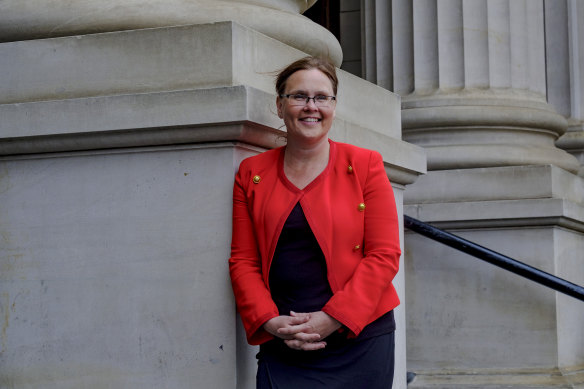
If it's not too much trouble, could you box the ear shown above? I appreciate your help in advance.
[276,96,283,118]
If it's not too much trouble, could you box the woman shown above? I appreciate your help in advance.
[229,56,401,388]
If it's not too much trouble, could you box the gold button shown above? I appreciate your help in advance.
[347,165,353,173]
[353,244,360,251]
[252,175,261,184]
[358,202,366,212]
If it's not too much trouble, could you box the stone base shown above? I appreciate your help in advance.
[0,142,254,389]
[401,91,581,174]
[408,367,584,389]
[404,165,584,388]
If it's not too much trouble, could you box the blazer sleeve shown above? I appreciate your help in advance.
[322,150,401,336]
[228,164,279,345]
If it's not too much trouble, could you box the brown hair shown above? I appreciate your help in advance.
[275,56,338,96]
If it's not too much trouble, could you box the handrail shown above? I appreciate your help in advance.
[404,215,584,303]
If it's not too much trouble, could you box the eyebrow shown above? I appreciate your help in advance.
[286,89,332,95]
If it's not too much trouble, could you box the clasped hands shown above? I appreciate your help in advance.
[263,311,342,351]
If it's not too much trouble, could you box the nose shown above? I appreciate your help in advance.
[304,97,318,109]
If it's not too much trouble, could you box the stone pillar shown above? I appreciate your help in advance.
[395,0,578,173]
[0,2,425,388]
[547,0,584,177]
[357,1,584,387]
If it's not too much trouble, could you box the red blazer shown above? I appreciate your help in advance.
[229,140,401,345]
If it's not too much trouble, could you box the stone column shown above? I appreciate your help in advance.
[357,1,584,388]
[363,0,580,172]
[395,0,579,173]
[0,2,425,388]
[547,0,584,177]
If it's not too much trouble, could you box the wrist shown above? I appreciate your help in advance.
[262,316,278,336]
[323,312,341,328]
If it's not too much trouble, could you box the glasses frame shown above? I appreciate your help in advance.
[279,93,337,107]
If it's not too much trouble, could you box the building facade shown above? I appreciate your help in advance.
[0,1,582,388]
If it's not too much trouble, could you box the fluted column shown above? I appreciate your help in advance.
[0,0,342,65]
[547,0,584,177]
[386,0,580,173]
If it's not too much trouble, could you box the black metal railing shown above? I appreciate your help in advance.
[404,215,584,303]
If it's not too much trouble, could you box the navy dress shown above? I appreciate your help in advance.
[257,202,396,389]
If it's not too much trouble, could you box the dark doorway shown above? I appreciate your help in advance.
[303,0,340,41]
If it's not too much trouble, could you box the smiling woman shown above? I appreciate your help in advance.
[276,67,337,188]
[229,56,401,388]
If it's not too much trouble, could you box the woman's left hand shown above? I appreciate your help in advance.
[280,311,342,351]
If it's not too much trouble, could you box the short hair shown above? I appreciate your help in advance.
[275,56,338,96]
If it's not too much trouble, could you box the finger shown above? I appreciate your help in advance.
[288,313,310,323]
[283,339,304,350]
[292,332,321,342]
[277,323,313,335]
[299,341,327,351]
[290,311,310,319]
[284,339,327,351]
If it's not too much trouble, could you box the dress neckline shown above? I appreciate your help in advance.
[278,139,336,193]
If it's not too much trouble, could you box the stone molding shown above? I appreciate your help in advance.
[0,22,425,187]
[0,0,342,65]
[406,198,584,233]
[401,90,579,173]
[0,84,425,186]
[0,21,388,137]
[404,165,584,204]
[404,164,584,231]
[0,21,302,105]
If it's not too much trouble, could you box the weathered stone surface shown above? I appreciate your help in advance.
[0,143,243,388]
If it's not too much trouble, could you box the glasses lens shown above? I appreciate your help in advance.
[314,96,328,106]
[290,94,307,105]
[315,97,334,107]
[287,94,334,107]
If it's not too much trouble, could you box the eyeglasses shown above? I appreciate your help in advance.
[279,94,336,107]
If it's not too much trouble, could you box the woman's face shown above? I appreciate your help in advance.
[277,68,336,146]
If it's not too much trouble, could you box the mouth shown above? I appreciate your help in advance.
[299,117,321,123]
